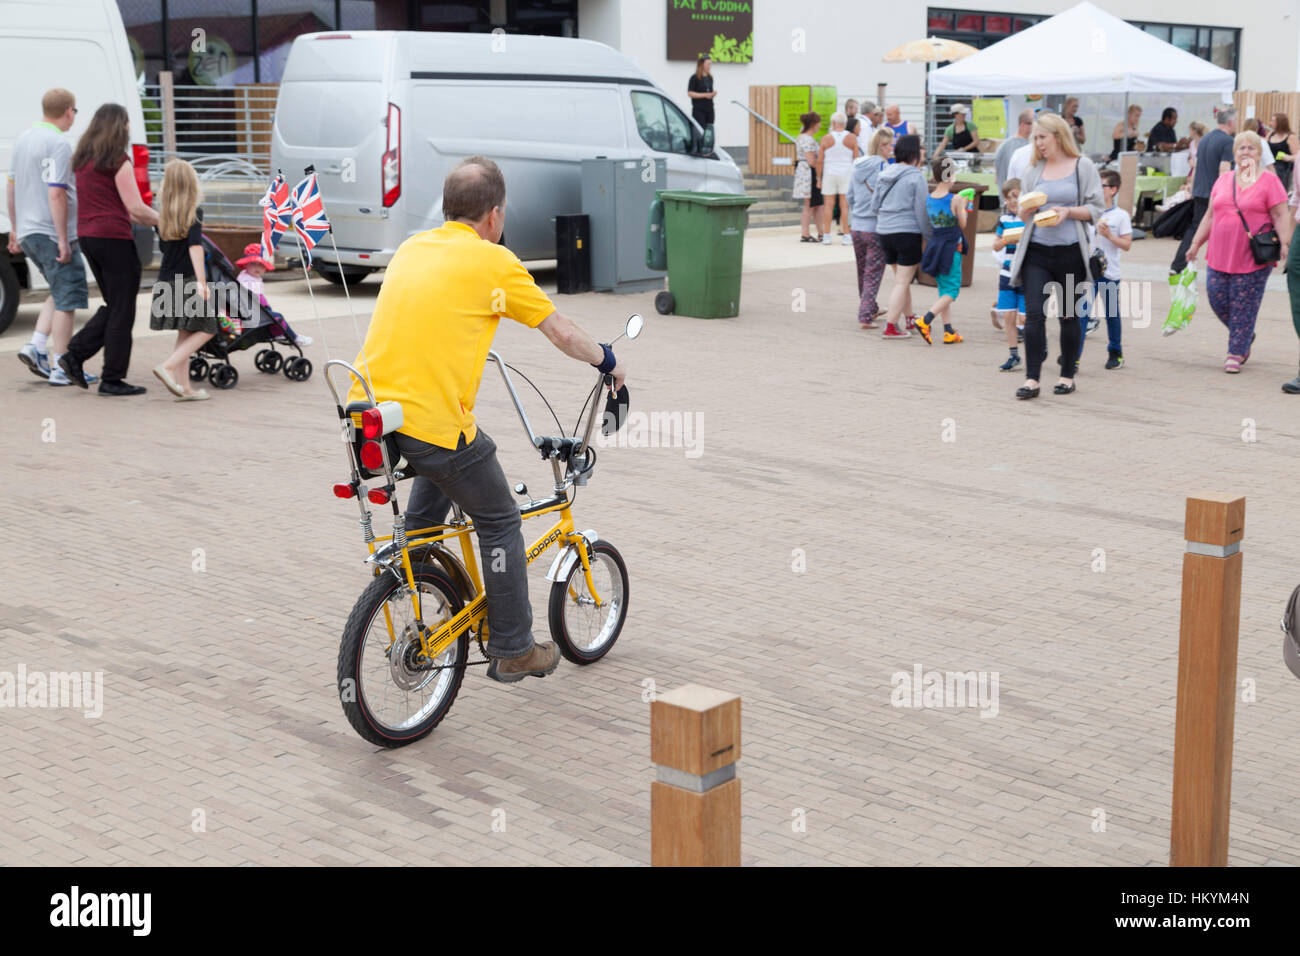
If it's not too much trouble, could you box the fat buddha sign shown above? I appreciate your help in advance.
[667,0,754,63]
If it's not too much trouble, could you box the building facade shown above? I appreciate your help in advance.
[119,0,1300,148]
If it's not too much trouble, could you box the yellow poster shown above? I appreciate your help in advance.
[972,98,1007,139]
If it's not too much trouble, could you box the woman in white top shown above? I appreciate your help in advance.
[818,112,857,244]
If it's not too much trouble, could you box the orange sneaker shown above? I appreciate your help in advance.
[914,316,933,344]
[943,330,964,344]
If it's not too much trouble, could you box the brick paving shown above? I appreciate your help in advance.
[2,226,1299,866]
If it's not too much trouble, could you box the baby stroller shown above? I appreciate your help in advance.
[188,235,313,390]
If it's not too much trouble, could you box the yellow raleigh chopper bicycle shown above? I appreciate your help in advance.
[323,314,643,747]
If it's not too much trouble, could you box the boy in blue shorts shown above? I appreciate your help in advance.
[992,178,1026,371]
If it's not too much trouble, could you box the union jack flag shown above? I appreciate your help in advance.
[257,174,292,262]
[288,172,331,265]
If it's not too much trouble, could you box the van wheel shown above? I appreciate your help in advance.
[0,252,20,336]
[318,266,371,286]
[654,290,675,315]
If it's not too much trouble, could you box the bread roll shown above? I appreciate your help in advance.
[1001,226,1025,243]
[1017,190,1048,213]
[1033,208,1062,228]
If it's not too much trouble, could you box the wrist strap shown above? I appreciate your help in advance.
[592,343,616,375]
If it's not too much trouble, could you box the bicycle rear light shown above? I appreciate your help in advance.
[359,440,384,471]
[333,483,356,499]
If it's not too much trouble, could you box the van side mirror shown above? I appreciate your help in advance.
[698,125,715,155]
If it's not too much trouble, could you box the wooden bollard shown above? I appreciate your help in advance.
[1170,494,1245,867]
[650,684,741,867]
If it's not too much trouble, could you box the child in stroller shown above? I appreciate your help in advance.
[188,238,314,390]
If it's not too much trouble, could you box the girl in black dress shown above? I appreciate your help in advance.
[150,159,216,401]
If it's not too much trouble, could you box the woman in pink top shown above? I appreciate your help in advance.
[1186,131,1292,373]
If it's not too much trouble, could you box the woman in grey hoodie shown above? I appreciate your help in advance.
[868,134,933,338]
[847,128,896,328]
[1007,112,1105,399]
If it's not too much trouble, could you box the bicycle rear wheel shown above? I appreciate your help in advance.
[547,541,628,664]
[338,566,467,747]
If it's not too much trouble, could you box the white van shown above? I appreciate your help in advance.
[0,0,152,333]
[271,31,743,281]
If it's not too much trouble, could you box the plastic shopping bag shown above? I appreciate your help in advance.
[1163,264,1198,336]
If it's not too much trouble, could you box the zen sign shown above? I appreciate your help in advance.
[667,0,754,63]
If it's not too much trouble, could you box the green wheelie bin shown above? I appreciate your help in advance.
[647,191,756,318]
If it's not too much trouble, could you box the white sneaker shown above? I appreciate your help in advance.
[821,235,831,244]
[48,367,72,386]
[18,344,50,379]
[293,334,313,346]
[841,234,852,246]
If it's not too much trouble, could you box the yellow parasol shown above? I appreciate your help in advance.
[882,37,980,63]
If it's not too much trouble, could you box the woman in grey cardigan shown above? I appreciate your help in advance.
[1008,113,1105,399]
[868,134,933,339]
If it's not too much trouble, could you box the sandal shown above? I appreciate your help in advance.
[1224,355,1242,374]
[800,235,818,243]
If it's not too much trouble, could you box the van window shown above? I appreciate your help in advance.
[276,81,384,148]
[411,85,623,147]
[631,92,693,154]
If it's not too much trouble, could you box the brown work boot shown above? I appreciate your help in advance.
[486,641,561,684]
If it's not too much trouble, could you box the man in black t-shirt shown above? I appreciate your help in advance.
[1171,108,1238,274]
[1148,107,1188,153]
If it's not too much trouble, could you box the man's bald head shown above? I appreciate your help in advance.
[443,156,506,222]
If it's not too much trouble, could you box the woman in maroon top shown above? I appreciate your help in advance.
[61,103,159,395]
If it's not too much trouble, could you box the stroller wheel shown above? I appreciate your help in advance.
[292,357,312,381]
[283,356,303,381]
[211,364,239,390]
[189,356,208,381]
[254,349,275,373]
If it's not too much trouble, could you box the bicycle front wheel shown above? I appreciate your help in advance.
[338,566,467,747]
[547,541,628,664]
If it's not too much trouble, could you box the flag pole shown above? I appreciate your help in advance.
[324,226,371,385]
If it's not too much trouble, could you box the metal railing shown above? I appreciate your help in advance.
[143,80,276,181]
[730,100,799,145]
[142,78,277,226]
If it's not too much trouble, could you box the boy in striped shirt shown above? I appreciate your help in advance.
[992,179,1026,371]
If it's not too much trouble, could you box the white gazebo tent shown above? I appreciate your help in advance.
[928,1,1235,97]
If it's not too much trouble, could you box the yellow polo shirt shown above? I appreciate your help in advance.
[347,221,556,448]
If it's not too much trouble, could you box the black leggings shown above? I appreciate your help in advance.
[68,235,142,384]
[1021,242,1086,379]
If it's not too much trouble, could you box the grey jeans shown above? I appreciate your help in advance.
[396,430,535,659]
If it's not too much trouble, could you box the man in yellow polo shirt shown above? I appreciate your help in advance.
[350,156,626,684]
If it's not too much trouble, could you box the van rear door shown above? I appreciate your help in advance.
[273,35,390,258]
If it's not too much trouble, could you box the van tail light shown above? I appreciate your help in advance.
[367,488,391,505]
[132,144,152,205]
[333,482,356,499]
[360,440,385,471]
[382,103,401,208]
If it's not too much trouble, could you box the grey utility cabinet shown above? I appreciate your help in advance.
[580,156,666,294]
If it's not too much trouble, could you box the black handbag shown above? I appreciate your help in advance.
[1076,162,1108,279]
[1232,175,1281,265]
